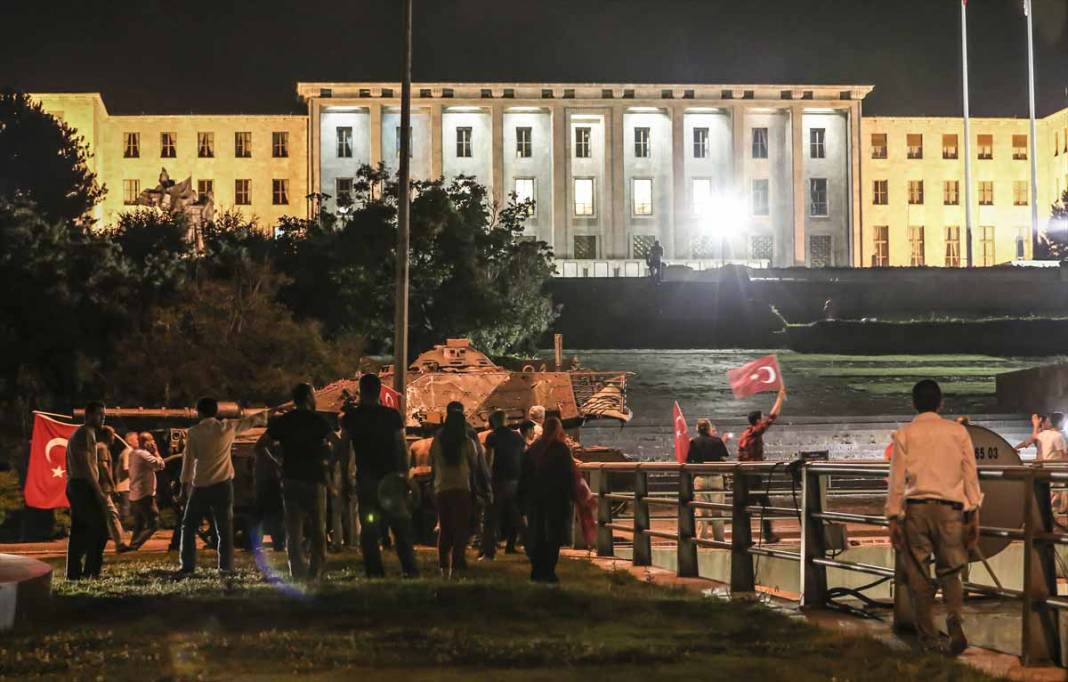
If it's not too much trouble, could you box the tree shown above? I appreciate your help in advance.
[1038,189,1068,260]
[0,91,104,229]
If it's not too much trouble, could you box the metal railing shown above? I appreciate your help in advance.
[579,460,1068,668]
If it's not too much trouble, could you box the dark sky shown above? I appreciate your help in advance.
[2,0,1066,117]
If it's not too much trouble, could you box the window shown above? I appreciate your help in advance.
[809,178,828,216]
[944,180,960,205]
[907,134,923,159]
[908,180,924,205]
[235,132,252,158]
[272,179,289,205]
[197,179,214,201]
[632,178,653,216]
[516,127,532,158]
[514,178,535,216]
[945,226,961,267]
[574,127,591,158]
[752,128,769,159]
[160,132,176,158]
[235,179,251,205]
[977,134,993,160]
[336,127,352,158]
[1014,181,1029,206]
[908,226,925,266]
[335,177,353,208]
[123,132,140,158]
[1016,227,1029,260]
[574,178,594,216]
[456,127,473,158]
[692,178,712,216]
[872,180,888,205]
[632,234,657,259]
[693,127,709,158]
[122,179,139,205]
[573,235,597,259]
[809,128,826,159]
[873,226,889,267]
[871,133,887,159]
[395,126,412,156]
[272,132,289,158]
[634,127,650,158]
[1012,134,1027,160]
[980,225,995,266]
[942,134,958,160]
[752,179,770,216]
[750,235,774,261]
[979,181,994,206]
[197,132,214,158]
[809,235,832,267]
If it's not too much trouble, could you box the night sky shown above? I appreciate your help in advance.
[1,0,1066,117]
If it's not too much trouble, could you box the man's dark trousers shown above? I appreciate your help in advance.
[358,479,418,577]
[180,480,234,573]
[66,479,108,579]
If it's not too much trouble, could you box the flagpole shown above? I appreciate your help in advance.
[1026,0,1040,258]
[961,0,975,267]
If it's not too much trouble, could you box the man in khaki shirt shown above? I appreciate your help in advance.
[65,401,109,580]
[887,380,982,656]
[177,397,265,576]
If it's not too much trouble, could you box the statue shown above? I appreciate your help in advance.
[135,167,215,246]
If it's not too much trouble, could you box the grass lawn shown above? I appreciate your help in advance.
[0,549,995,681]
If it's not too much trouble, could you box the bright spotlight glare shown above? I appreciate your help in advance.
[699,191,748,237]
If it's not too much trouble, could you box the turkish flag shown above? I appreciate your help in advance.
[673,401,690,464]
[380,384,403,412]
[25,413,77,509]
[727,354,784,399]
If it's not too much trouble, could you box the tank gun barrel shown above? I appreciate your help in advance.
[73,401,255,420]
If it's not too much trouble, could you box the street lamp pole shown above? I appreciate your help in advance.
[393,0,413,414]
[1025,0,1040,258]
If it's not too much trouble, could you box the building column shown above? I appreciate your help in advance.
[430,103,443,180]
[610,104,626,258]
[849,101,863,267]
[552,105,567,256]
[369,103,383,170]
[671,103,686,260]
[730,103,747,260]
[491,104,504,208]
[308,100,320,218]
[791,104,806,266]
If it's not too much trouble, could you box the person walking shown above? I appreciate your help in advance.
[262,384,335,581]
[519,417,576,583]
[737,386,786,543]
[340,373,419,578]
[1017,413,1068,513]
[115,431,137,521]
[177,397,266,577]
[887,380,982,656]
[430,410,482,577]
[480,410,525,558]
[96,426,131,553]
[686,419,730,543]
[128,432,165,550]
[329,434,358,552]
[65,402,110,580]
[251,431,287,553]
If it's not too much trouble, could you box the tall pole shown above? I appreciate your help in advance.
[961,0,975,267]
[393,0,412,414]
[1026,0,1040,259]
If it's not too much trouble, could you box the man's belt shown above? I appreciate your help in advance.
[906,498,963,510]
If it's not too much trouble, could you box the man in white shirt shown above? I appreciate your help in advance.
[129,432,166,550]
[177,397,266,576]
[1017,412,1068,512]
[887,380,982,656]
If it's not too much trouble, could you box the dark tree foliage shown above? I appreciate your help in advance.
[1038,189,1068,260]
[0,91,105,229]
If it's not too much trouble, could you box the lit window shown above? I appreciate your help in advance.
[197,132,214,158]
[1012,134,1027,160]
[574,178,594,216]
[907,134,923,159]
[872,180,888,205]
[514,177,535,216]
[335,177,353,208]
[944,181,959,206]
[456,127,472,158]
[272,132,289,158]
[871,133,887,159]
[693,127,709,159]
[980,225,995,266]
[809,128,825,159]
[235,132,252,158]
[1014,181,1029,206]
[516,127,532,158]
[945,226,961,267]
[873,226,889,267]
[634,127,650,158]
[809,178,828,216]
[272,179,289,205]
[942,134,958,160]
[632,178,653,216]
[908,180,924,205]
[336,127,352,158]
[908,225,925,266]
[122,179,140,205]
[235,179,251,205]
[123,132,140,158]
[160,132,176,158]
[977,134,993,160]
[692,178,712,216]
[751,235,774,261]
[752,179,770,216]
[752,128,769,159]
[979,181,994,206]
[574,127,591,158]
[197,179,213,201]
[574,235,597,259]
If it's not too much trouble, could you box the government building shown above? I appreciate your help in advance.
[30,83,1068,271]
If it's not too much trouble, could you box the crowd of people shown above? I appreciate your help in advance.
[64,373,588,585]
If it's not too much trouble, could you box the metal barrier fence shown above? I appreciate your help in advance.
[579,460,1068,667]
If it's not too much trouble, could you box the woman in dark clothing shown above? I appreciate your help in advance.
[431,410,479,577]
[519,417,576,583]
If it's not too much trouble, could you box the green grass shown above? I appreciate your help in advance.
[779,354,1017,364]
[805,366,1016,378]
[848,381,996,396]
[0,550,995,681]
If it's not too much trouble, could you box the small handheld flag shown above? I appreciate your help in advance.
[672,401,689,464]
[727,354,784,399]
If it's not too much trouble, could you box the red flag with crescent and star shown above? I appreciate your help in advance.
[673,401,690,464]
[380,384,402,412]
[24,413,77,509]
[727,354,785,399]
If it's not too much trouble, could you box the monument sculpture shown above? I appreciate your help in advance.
[136,168,214,244]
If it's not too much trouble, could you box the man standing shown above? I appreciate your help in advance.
[178,397,266,577]
[887,380,982,656]
[1017,413,1068,512]
[329,435,357,552]
[115,432,137,521]
[340,373,419,578]
[737,386,786,543]
[128,432,166,550]
[261,384,334,581]
[96,426,131,553]
[647,239,665,283]
[481,410,525,558]
[65,402,109,580]
[686,419,730,543]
